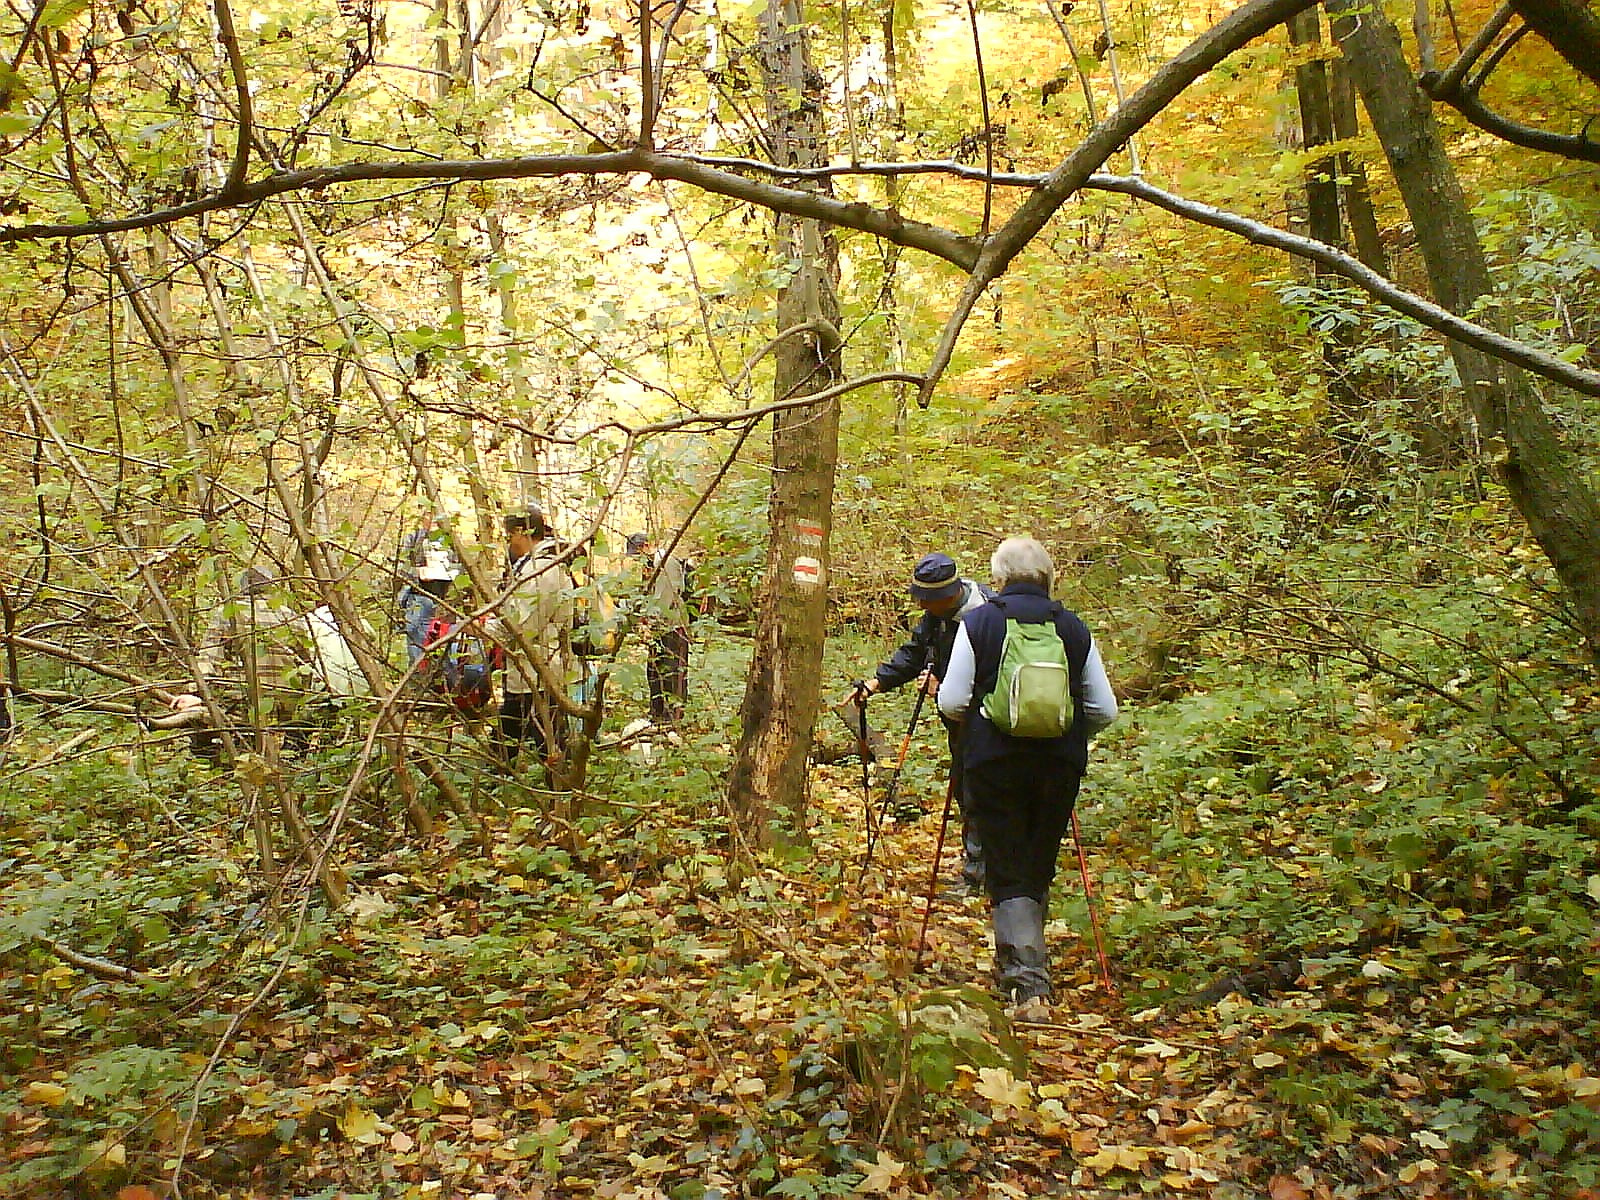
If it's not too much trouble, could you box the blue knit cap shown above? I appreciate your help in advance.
[908,552,962,601]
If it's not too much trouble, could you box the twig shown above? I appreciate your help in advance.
[38,936,150,984]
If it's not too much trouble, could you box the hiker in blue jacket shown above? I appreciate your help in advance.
[938,536,1118,1008]
[850,551,994,885]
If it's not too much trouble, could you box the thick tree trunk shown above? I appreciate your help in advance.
[726,0,843,845]
[1330,0,1600,659]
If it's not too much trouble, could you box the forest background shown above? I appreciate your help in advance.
[0,0,1598,1193]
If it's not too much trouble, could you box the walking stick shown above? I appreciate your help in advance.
[1071,809,1116,994]
[861,682,928,868]
[852,688,876,849]
[913,766,960,971]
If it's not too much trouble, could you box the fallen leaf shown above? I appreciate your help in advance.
[975,1066,1034,1111]
[1081,1144,1154,1176]
[1269,1175,1310,1200]
[22,1082,67,1106]
[1134,1040,1182,1058]
[338,1103,380,1142]
[1252,1052,1286,1069]
[857,1150,906,1193]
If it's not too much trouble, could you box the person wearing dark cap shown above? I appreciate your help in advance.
[626,531,691,724]
[482,504,574,766]
[848,551,994,885]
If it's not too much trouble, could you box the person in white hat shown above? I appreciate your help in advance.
[397,515,461,665]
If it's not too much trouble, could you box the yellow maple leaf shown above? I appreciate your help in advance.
[975,1066,1034,1112]
[338,1103,380,1142]
[857,1150,906,1193]
[1081,1144,1154,1176]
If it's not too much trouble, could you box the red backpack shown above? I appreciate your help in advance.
[420,616,503,713]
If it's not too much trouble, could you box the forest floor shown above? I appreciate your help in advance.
[5,628,1599,1199]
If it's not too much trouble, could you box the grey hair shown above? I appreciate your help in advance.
[990,537,1054,592]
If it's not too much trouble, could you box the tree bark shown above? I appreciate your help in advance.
[1289,10,1343,256]
[726,0,843,845]
[1330,0,1600,659]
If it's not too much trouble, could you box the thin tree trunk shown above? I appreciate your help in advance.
[1330,0,1600,658]
[1290,9,1342,254]
[1290,10,1369,452]
[1326,14,1387,276]
[726,0,843,845]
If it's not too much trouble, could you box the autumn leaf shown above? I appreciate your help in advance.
[338,1103,380,1143]
[1269,1174,1310,1200]
[975,1066,1034,1112]
[857,1150,906,1193]
[22,1081,67,1105]
[1081,1144,1154,1176]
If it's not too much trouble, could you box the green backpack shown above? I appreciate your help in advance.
[982,615,1072,738]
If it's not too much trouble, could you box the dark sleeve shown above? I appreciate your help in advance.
[875,613,937,691]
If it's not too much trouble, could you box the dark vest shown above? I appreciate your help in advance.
[960,583,1092,772]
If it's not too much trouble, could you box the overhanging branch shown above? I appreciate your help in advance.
[1088,173,1600,398]
[915,0,1326,405]
[0,148,982,269]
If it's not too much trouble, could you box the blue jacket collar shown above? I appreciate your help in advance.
[1000,582,1050,599]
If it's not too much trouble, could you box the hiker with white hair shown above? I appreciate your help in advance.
[938,536,1118,1010]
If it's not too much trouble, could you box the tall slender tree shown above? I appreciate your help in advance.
[726,0,844,844]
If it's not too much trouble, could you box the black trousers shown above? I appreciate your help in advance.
[942,716,980,862]
[648,626,689,721]
[497,690,550,761]
[966,753,1083,905]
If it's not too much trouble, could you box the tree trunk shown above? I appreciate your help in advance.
[726,0,843,845]
[1289,10,1342,255]
[1326,20,1387,276]
[1330,0,1600,659]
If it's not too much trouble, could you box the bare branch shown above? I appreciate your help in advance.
[39,937,150,985]
[1509,0,1600,86]
[0,149,982,268]
[1423,81,1600,162]
[212,0,254,193]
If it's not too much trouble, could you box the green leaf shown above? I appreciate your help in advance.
[1386,831,1428,871]
[39,0,90,28]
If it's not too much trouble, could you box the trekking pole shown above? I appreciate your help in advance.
[876,682,929,824]
[912,769,959,971]
[861,681,929,869]
[851,686,876,852]
[913,716,965,971]
[1071,809,1116,994]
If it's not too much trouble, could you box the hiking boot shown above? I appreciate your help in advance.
[992,896,1050,1004]
[960,856,986,889]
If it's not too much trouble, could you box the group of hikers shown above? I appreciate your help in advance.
[168,516,1117,1012]
[167,505,694,764]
